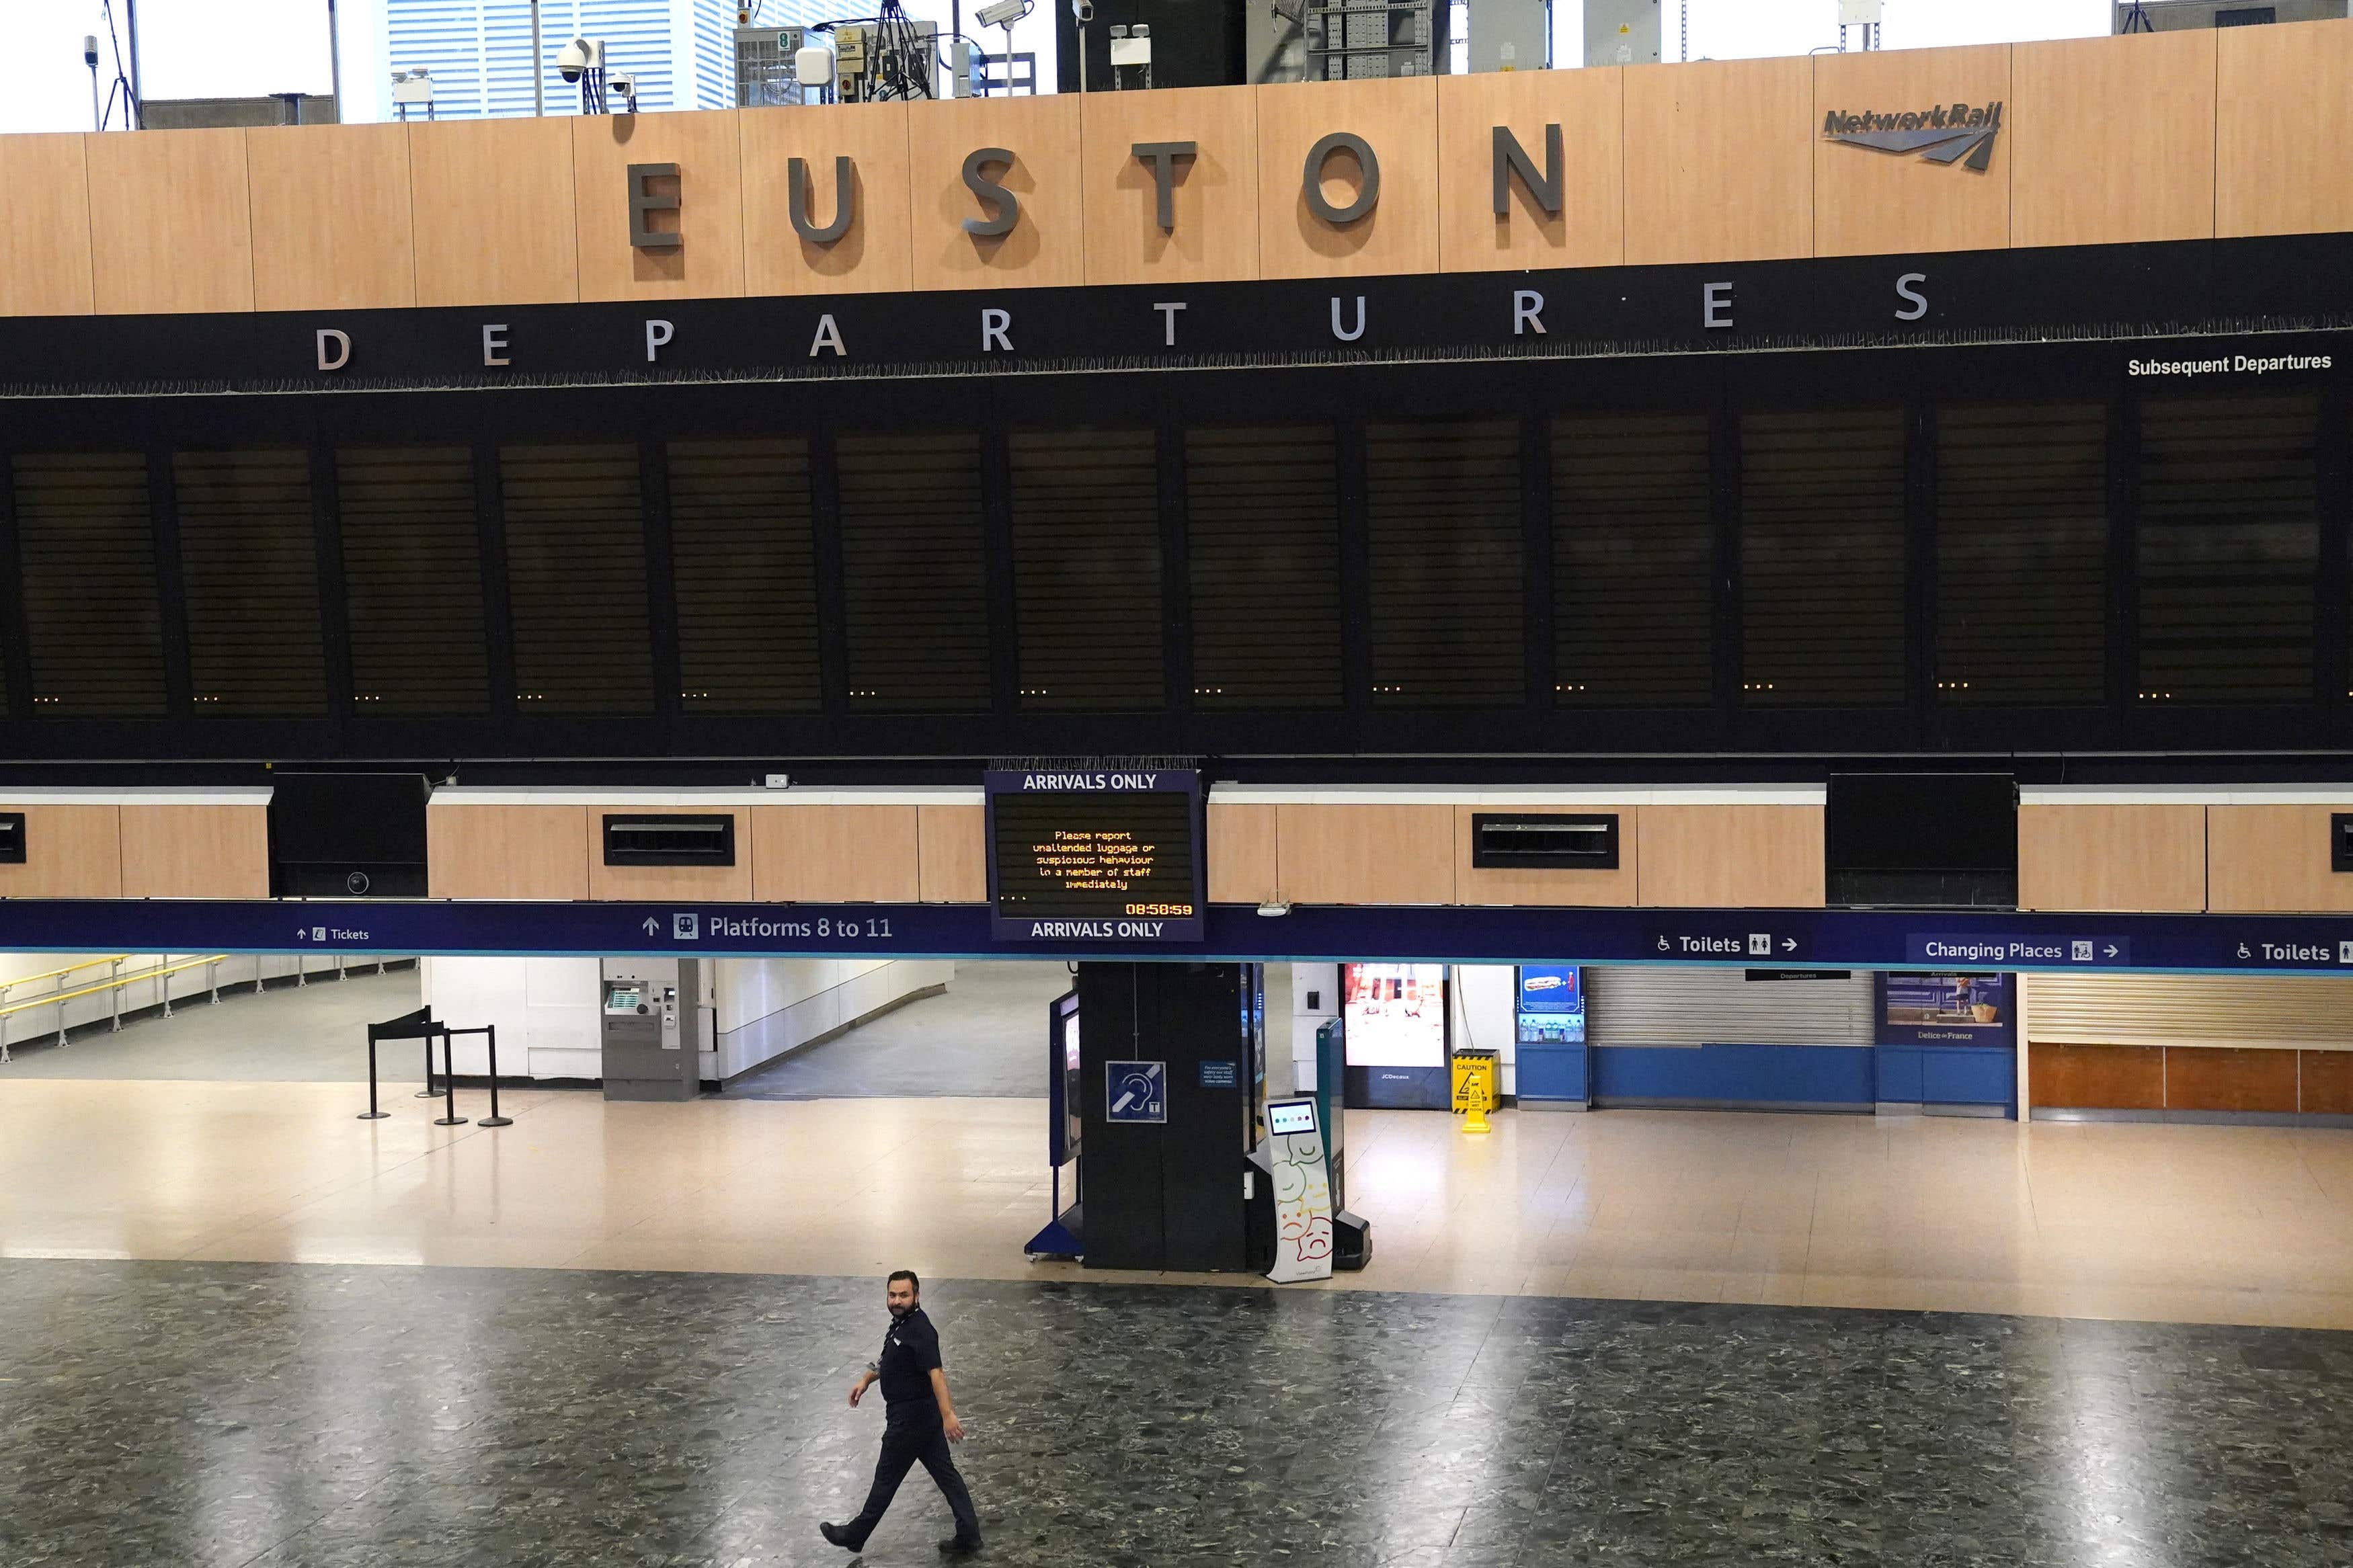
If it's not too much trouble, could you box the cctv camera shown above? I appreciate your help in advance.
[975,0,1028,26]
[1072,0,1094,21]
[83,34,99,67]
[557,36,597,82]
[609,71,637,95]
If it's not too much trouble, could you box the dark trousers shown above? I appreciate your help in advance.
[845,1406,981,1546]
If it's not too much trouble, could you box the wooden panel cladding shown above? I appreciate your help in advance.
[0,134,93,317]
[588,809,752,903]
[2164,1046,2299,1114]
[751,806,918,903]
[1080,85,1261,286]
[2216,21,2353,240]
[0,805,122,899]
[1257,75,1440,280]
[1206,801,1279,905]
[1273,804,1454,905]
[2207,804,2353,913]
[1453,805,1638,908]
[1435,67,1624,273]
[426,805,590,901]
[247,123,417,312]
[2011,30,2215,250]
[2018,803,2206,912]
[85,128,254,315]
[740,101,913,297]
[118,805,268,900]
[1811,44,2011,259]
[908,95,1085,292]
[1623,56,1813,266]
[2028,1042,2164,1111]
[2306,1052,2353,1116]
[1636,806,1825,909]
[917,805,987,903]
[572,110,744,302]
[409,116,580,307]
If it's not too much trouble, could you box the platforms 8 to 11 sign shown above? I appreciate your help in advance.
[985,769,1205,943]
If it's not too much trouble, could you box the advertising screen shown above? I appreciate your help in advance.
[1878,973,2013,1046]
[1514,964,1586,1045]
[1342,963,1448,1067]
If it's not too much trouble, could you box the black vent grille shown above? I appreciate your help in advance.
[1185,425,1343,709]
[1741,407,1907,707]
[2138,394,2317,704]
[11,452,166,716]
[1552,412,1713,706]
[668,437,821,713]
[173,448,327,716]
[499,443,653,714]
[337,446,489,716]
[1365,420,1524,707]
[1935,403,2107,706]
[1009,427,1164,710]
[837,430,990,712]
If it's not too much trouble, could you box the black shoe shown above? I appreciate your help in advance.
[938,1537,982,1556]
[820,1522,862,1551]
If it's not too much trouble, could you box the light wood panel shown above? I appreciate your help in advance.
[588,809,754,902]
[740,100,914,297]
[118,805,268,900]
[1273,804,1454,905]
[1080,85,1261,286]
[85,128,254,315]
[572,109,744,302]
[2217,19,2353,239]
[1636,806,1825,908]
[427,806,591,901]
[2165,1046,2297,1114]
[0,805,121,899]
[1452,805,1638,907]
[408,116,580,307]
[2028,1042,2164,1110]
[2018,804,2206,912]
[918,805,987,903]
[1623,56,1813,266]
[908,95,1084,292]
[2011,30,2215,250]
[1435,67,1624,272]
[1207,802,1279,905]
[1255,75,1441,280]
[1811,44,2011,259]
[247,122,416,312]
[0,135,93,317]
[751,806,918,903]
[2207,804,2353,913]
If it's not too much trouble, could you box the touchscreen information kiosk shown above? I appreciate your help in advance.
[1263,1096,1334,1284]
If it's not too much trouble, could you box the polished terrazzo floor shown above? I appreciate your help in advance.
[3,1260,2348,1567]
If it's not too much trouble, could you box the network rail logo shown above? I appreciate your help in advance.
[1822,101,2003,171]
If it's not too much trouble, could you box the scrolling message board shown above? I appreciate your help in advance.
[986,770,1204,942]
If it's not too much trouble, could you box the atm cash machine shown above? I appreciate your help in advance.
[600,958,712,1100]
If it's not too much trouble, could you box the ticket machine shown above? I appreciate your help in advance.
[600,958,708,1101]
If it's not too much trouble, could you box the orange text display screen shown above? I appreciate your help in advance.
[990,793,1198,921]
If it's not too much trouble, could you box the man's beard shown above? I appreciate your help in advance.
[889,1301,913,1317]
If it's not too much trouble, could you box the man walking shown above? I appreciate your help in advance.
[821,1270,984,1557]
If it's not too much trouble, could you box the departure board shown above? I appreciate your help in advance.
[986,770,1205,942]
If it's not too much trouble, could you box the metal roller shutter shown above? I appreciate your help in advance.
[1740,407,1907,706]
[1587,967,1876,1047]
[174,448,327,716]
[1185,424,1343,709]
[1552,411,1712,706]
[1365,419,1524,708]
[1008,427,1164,711]
[668,436,821,714]
[11,452,167,717]
[499,442,653,715]
[837,430,990,712]
[337,445,489,716]
[2023,973,2353,1050]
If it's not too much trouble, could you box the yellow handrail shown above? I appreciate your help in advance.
[0,954,229,1022]
[0,954,133,993]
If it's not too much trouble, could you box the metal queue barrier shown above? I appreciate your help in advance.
[363,1006,512,1128]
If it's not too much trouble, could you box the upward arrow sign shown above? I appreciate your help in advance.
[641,917,660,936]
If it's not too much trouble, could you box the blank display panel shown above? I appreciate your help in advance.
[668,437,820,713]
[500,442,653,714]
[174,448,327,716]
[1186,425,1344,708]
[838,431,991,712]
[2138,394,2318,704]
[1009,427,1164,710]
[11,452,167,716]
[337,446,489,715]
[1365,420,1525,707]
[1552,411,1713,705]
[1741,407,1907,706]
[1934,403,2107,706]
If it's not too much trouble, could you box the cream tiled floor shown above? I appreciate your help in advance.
[4,1078,2352,1329]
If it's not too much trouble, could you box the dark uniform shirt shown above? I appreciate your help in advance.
[877,1307,945,1407]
